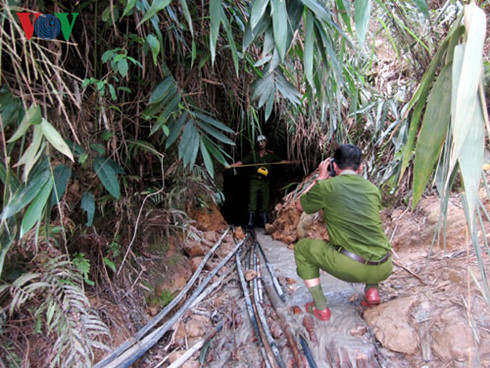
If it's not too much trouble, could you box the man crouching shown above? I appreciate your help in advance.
[294,144,392,321]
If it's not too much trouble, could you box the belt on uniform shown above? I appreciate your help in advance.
[334,246,390,265]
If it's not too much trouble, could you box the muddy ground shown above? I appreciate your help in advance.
[93,191,490,368]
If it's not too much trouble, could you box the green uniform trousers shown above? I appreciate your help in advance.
[294,238,392,283]
[248,178,270,212]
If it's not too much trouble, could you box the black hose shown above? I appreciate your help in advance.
[99,233,249,368]
[256,241,286,302]
[299,335,318,368]
[94,227,232,368]
[236,248,273,368]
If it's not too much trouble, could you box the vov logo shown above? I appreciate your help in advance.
[16,12,79,41]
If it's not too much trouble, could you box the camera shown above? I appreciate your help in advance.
[327,158,336,177]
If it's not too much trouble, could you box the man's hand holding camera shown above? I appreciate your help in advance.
[318,158,335,180]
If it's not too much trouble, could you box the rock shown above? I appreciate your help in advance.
[183,242,205,257]
[189,257,203,273]
[431,308,477,362]
[167,350,200,368]
[155,264,192,295]
[175,314,211,340]
[363,296,419,354]
[203,230,218,244]
[234,226,246,240]
[244,270,257,281]
[191,203,227,231]
[264,222,276,234]
[390,197,468,252]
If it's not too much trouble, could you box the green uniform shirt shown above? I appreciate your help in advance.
[300,173,390,260]
[241,150,281,179]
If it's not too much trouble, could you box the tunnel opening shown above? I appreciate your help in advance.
[220,126,305,227]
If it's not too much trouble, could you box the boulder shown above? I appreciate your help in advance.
[363,296,419,354]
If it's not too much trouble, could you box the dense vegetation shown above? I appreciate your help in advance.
[0,0,488,366]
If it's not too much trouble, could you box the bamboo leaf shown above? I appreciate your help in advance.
[300,0,329,21]
[198,121,235,145]
[1,166,50,220]
[93,157,120,199]
[150,94,181,136]
[253,74,275,108]
[107,159,125,175]
[104,257,117,273]
[335,0,351,32]
[202,136,229,166]
[179,0,194,37]
[220,8,240,75]
[412,0,429,18]
[209,0,221,66]
[127,139,163,159]
[49,164,72,210]
[8,104,42,143]
[199,139,214,178]
[40,119,74,162]
[449,5,486,174]
[165,112,187,149]
[250,0,269,31]
[264,92,274,121]
[140,0,172,24]
[81,192,95,226]
[123,0,137,17]
[271,0,288,61]
[398,24,465,182]
[191,111,234,133]
[354,0,371,47]
[179,122,199,168]
[304,10,314,87]
[458,96,485,226]
[146,34,160,66]
[15,125,44,182]
[0,218,16,277]
[20,178,53,238]
[276,72,300,105]
[412,64,452,208]
[148,77,175,105]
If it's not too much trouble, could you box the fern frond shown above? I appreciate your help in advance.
[2,255,110,367]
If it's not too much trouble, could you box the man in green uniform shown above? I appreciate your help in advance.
[230,135,282,227]
[294,144,392,321]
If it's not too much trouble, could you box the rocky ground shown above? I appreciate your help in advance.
[95,189,490,368]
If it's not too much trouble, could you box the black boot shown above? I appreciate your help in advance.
[260,212,267,227]
[247,212,255,228]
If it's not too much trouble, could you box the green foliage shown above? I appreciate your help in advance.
[101,48,142,78]
[159,289,174,307]
[0,256,110,367]
[93,156,122,199]
[143,75,234,177]
[397,4,488,302]
[1,0,489,362]
[73,252,95,286]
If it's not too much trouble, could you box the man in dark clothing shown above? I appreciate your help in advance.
[229,135,283,227]
[294,144,392,321]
